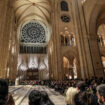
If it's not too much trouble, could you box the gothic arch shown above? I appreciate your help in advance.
[89,0,105,34]
[63,51,80,69]
[60,1,69,11]
[62,50,80,79]
[88,0,105,77]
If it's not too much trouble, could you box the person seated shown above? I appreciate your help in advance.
[41,91,54,105]
[97,84,105,105]
[29,90,41,105]
[65,87,79,105]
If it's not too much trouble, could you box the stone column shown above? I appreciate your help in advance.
[88,35,104,78]
[72,0,95,79]
[72,0,105,79]
[48,0,64,80]
[0,0,16,79]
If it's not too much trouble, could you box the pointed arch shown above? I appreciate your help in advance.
[61,1,69,11]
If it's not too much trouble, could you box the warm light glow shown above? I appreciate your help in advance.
[63,57,70,68]
[65,31,69,35]
[102,56,105,67]
[82,0,87,4]
[18,54,48,71]
[64,27,68,30]
[28,56,38,69]
[11,46,15,54]
[39,62,46,70]
[49,42,53,54]
[60,32,63,35]
[20,64,28,71]
[7,68,10,78]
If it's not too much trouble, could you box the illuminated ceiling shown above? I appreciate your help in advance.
[14,0,51,25]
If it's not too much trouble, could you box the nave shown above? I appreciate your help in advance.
[9,85,66,105]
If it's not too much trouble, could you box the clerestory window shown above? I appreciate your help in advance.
[61,1,69,11]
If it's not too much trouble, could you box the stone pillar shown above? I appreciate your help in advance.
[88,35,104,78]
[53,0,64,80]
[48,0,64,80]
[72,0,105,79]
[48,42,55,80]
[0,0,16,79]
[72,0,94,79]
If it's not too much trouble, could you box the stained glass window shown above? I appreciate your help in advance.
[61,15,70,22]
[21,21,46,43]
[61,1,69,11]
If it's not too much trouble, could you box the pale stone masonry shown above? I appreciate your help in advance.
[0,0,105,80]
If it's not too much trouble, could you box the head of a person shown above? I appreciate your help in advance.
[41,91,54,105]
[76,81,86,91]
[29,90,41,105]
[97,84,105,105]
[66,87,79,105]
[74,91,91,105]
[0,78,8,105]
[41,91,48,102]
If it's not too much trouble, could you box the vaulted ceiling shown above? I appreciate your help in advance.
[14,0,51,25]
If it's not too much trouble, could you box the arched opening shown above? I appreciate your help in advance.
[101,56,105,73]
[60,27,76,46]
[61,1,69,11]
[63,56,77,80]
[97,24,105,74]
[17,54,49,82]
[96,6,105,76]
[88,2,105,78]
[97,24,105,47]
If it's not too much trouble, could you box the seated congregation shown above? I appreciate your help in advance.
[0,78,105,105]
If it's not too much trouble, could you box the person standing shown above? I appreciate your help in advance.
[97,85,105,105]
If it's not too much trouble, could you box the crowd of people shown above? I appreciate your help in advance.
[0,77,105,105]
[0,78,54,105]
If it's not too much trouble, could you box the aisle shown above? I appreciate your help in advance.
[9,85,66,105]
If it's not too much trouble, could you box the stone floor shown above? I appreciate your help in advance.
[9,85,66,105]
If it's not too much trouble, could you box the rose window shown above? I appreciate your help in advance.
[21,21,46,43]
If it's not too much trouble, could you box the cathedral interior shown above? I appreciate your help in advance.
[0,0,105,105]
[0,0,105,81]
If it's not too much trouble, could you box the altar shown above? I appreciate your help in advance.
[26,69,39,80]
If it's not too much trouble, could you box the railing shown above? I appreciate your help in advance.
[61,36,76,46]
[20,45,47,54]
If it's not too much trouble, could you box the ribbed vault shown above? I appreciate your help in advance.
[14,0,52,53]
[14,0,51,25]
